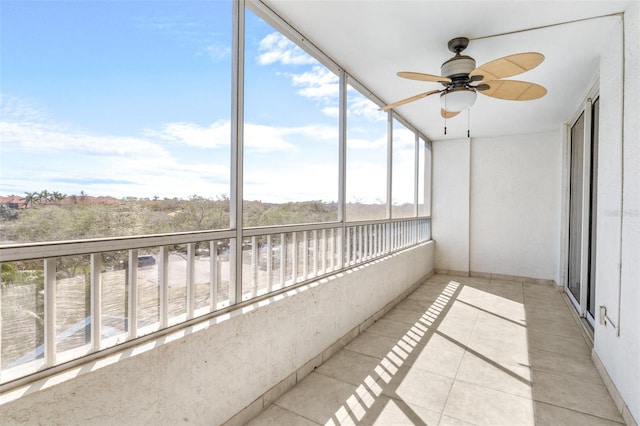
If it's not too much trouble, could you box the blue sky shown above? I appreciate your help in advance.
[0,1,416,204]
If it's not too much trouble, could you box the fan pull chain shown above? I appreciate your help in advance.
[444,96,447,135]
[467,109,470,138]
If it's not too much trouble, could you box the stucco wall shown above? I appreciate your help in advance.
[470,132,562,280]
[0,242,435,425]
[432,138,470,273]
[432,132,562,281]
[594,4,640,423]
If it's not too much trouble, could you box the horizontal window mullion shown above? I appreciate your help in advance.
[1,230,236,263]
[242,222,341,237]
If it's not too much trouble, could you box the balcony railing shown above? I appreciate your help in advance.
[0,217,430,388]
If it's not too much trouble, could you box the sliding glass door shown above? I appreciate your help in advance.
[567,97,599,325]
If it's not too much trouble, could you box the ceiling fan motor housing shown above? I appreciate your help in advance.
[441,55,476,79]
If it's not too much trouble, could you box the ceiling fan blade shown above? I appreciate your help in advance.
[380,90,441,111]
[479,80,547,101]
[441,109,460,119]
[470,52,544,81]
[397,71,451,83]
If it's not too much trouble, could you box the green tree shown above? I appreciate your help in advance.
[0,204,18,221]
[170,195,229,231]
[39,190,50,205]
[23,191,39,209]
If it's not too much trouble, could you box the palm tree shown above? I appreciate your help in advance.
[51,191,66,203]
[23,191,37,209]
[39,190,50,205]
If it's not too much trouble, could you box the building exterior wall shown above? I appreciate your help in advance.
[594,3,640,423]
[0,242,435,425]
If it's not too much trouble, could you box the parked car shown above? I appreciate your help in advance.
[137,255,156,267]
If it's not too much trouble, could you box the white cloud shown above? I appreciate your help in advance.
[288,66,339,106]
[202,43,231,62]
[144,121,230,149]
[0,103,231,198]
[347,94,386,123]
[257,32,317,66]
[244,123,298,152]
[393,127,416,149]
[322,106,339,118]
[257,34,339,118]
[244,161,338,203]
[1,120,167,158]
[0,96,345,199]
[245,123,337,151]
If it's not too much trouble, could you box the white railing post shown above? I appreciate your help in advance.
[251,236,258,298]
[329,228,335,271]
[186,243,195,320]
[302,231,309,281]
[345,227,351,266]
[128,249,138,339]
[279,233,286,287]
[358,225,363,263]
[210,241,218,312]
[321,229,327,273]
[266,234,273,292]
[44,258,57,367]
[291,232,298,283]
[159,246,168,328]
[311,230,318,278]
[90,254,102,352]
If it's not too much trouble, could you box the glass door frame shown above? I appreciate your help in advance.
[565,91,599,327]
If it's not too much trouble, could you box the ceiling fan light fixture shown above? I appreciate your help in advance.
[440,88,477,112]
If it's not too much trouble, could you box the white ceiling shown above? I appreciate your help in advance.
[260,0,630,141]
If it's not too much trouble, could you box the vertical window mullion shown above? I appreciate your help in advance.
[338,69,347,269]
[387,112,393,220]
[230,0,245,306]
[414,133,419,217]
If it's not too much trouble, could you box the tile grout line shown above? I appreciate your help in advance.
[270,401,323,425]
[437,281,485,425]
[533,400,626,425]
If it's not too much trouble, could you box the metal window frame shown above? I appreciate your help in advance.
[0,0,437,392]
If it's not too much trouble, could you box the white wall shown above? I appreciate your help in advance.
[594,3,640,423]
[432,132,562,281]
[0,242,435,425]
[432,138,470,273]
[470,132,562,280]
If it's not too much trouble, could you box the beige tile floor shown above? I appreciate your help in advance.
[247,275,624,426]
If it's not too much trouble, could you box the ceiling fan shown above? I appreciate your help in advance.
[381,37,547,118]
